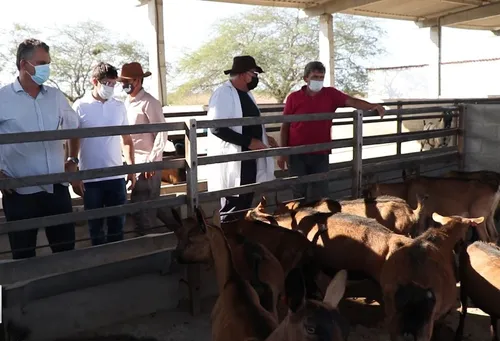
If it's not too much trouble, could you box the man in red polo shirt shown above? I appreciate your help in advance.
[278,61,385,201]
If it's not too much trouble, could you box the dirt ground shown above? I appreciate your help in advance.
[68,294,492,341]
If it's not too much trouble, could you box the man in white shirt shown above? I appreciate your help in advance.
[68,62,136,246]
[0,38,80,259]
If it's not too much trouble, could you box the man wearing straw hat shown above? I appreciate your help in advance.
[118,62,169,235]
[207,55,278,223]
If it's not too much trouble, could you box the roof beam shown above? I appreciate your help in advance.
[418,2,500,28]
[304,0,383,17]
[442,0,483,5]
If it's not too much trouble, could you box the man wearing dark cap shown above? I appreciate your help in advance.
[207,55,278,223]
[118,62,170,235]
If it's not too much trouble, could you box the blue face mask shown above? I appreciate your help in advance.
[28,62,50,85]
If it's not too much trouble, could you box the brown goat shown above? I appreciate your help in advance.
[364,176,500,243]
[172,209,285,320]
[380,212,484,341]
[173,207,350,341]
[274,194,427,237]
[246,205,413,284]
[455,241,500,341]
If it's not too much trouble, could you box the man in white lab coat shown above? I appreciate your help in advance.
[206,56,277,223]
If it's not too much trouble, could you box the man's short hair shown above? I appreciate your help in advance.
[16,38,50,71]
[304,61,326,78]
[92,62,118,82]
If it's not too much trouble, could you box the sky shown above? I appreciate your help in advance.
[1,0,500,89]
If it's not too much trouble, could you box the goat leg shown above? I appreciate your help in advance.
[454,289,468,341]
[491,316,498,341]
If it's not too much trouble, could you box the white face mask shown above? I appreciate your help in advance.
[97,84,115,100]
[308,79,324,92]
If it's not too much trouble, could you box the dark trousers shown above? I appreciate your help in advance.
[130,172,174,234]
[83,178,127,246]
[288,153,330,201]
[220,159,257,223]
[2,184,75,260]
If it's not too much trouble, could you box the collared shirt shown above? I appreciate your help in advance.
[72,95,128,183]
[0,78,79,194]
[125,89,167,165]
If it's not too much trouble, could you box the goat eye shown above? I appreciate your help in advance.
[305,326,315,334]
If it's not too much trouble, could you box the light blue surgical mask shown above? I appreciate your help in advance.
[28,62,50,85]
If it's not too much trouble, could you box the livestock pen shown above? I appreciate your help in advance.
[0,99,497,341]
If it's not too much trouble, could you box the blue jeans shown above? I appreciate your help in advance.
[83,178,127,246]
[288,153,330,201]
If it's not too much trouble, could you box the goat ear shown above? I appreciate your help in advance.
[171,208,182,226]
[194,207,208,232]
[431,212,449,225]
[323,269,347,308]
[284,268,306,313]
[466,216,485,226]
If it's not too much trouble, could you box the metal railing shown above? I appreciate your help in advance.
[0,100,468,331]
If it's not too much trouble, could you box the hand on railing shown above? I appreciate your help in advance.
[0,171,13,195]
[372,104,386,118]
[267,135,279,148]
[277,155,288,170]
[249,138,268,150]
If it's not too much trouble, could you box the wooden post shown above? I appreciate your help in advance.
[351,110,363,198]
[457,104,466,171]
[183,119,201,316]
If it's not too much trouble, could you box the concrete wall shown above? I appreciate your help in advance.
[464,104,500,171]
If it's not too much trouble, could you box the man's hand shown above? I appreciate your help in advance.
[71,181,85,197]
[248,138,268,150]
[373,104,385,118]
[267,135,279,148]
[0,171,13,195]
[142,171,155,179]
[65,160,78,173]
[277,155,288,170]
[127,173,137,190]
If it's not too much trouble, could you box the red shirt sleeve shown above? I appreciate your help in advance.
[283,92,295,115]
[328,87,349,108]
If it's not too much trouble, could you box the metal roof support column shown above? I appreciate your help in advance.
[429,23,442,98]
[147,0,168,106]
[319,13,335,87]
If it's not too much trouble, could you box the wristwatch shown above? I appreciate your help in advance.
[67,157,79,165]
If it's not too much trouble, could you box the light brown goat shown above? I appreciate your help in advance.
[380,212,484,341]
[455,241,500,341]
[364,176,500,243]
[173,209,285,320]
[174,207,350,341]
[275,194,427,237]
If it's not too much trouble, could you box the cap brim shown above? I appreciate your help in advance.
[223,69,232,75]
[256,66,264,73]
[117,71,152,81]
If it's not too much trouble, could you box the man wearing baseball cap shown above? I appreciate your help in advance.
[118,62,170,235]
[207,55,278,223]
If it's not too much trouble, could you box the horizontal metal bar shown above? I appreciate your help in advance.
[198,166,353,202]
[0,194,185,234]
[197,112,354,129]
[3,249,173,307]
[401,113,460,121]
[363,106,458,118]
[198,139,353,166]
[0,158,185,190]
[363,128,458,146]
[0,233,178,285]
[363,146,458,167]
[0,122,185,145]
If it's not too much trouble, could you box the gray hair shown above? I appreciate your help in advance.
[16,38,50,71]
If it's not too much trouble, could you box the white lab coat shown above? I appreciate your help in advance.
[206,80,275,199]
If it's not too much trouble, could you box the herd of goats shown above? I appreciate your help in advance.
[165,169,500,341]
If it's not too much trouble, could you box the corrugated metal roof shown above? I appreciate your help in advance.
[203,0,500,31]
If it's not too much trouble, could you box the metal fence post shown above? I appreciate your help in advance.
[396,102,403,155]
[182,118,201,316]
[351,110,363,198]
[457,104,466,171]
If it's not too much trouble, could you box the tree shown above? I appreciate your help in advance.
[175,8,385,103]
[0,21,152,102]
